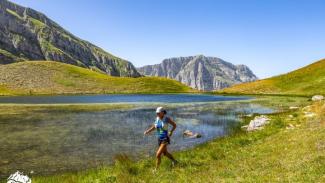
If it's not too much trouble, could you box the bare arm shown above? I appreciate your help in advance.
[144,124,155,135]
[168,117,177,137]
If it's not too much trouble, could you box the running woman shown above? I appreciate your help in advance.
[144,107,178,170]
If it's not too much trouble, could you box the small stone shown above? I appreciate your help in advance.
[241,125,248,129]
[289,106,299,109]
[302,106,312,112]
[1,160,9,165]
[304,112,316,118]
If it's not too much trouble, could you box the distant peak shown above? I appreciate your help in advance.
[137,55,258,91]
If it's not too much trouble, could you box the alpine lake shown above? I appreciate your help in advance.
[0,94,285,179]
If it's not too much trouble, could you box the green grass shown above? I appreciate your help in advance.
[26,97,324,182]
[0,49,22,61]
[220,58,325,96]
[40,40,65,54]
[28,17,47,29]
[0,103,133,115]
[0,61,194,95]
[6,8,23,20]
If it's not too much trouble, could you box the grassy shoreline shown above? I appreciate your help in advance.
[1,96,321,183]
[213,92,313,98]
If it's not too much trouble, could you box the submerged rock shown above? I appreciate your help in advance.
[246,115,270,131]
[183,130,202,138]
[312,95,324,101]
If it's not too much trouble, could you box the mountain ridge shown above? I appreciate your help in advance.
[0,0,140,77]
[137,55,258,91]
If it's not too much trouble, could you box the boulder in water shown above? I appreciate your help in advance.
[183,130,202,138]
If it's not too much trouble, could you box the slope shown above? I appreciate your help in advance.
[221,58,325,96]
[0,61,194,95]
[0,0,140,77]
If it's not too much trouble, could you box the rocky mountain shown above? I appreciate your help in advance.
[0,0,140,77]
[137,55,258,91]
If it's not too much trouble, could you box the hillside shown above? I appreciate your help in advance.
[138,55,257,91]
[0,61,194,95]
[220,58,325,96]
[0,0,140,77]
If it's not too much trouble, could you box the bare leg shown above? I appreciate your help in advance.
[156,143,167,169]
[164,150,175,161]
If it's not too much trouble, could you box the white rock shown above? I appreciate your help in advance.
[304,112,316,118]
[312,95,324,101]
[289,106,299,109]
[247,115,270,131]
[286,123,295,130]
[7,171,31,183]
[302,106,312,112]
[241,125,248,129]
[183,130,202,138]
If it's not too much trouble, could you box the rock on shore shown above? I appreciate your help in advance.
[245,115,271,131]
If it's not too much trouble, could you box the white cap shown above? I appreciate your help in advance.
[156,107,165,113]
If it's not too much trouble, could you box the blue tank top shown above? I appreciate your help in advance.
[154,116,169,140]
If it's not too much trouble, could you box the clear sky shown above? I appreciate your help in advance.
[10,0,325,78]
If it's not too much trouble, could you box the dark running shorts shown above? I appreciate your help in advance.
[158,137,170,146]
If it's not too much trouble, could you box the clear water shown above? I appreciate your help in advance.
[0,94,249,104]
[0,94,273,178]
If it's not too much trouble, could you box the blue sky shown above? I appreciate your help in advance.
[11,0,325,78]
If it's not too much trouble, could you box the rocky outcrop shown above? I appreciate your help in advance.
[0,0,140,77]
[138,55,258,91]
[244,115,271,131]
